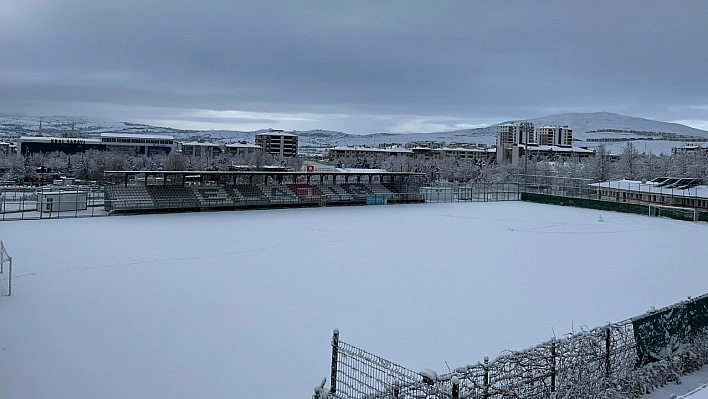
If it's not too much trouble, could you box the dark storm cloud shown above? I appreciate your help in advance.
[2,1,708,133]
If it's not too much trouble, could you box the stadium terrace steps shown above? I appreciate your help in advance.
[313,184,356,202]
[365,183,394,195]
[287,184,324,201]
[105,181,422,213]
[229,184,269,203]
[147,186,200,209]
[191,185,234,207]
[340,183,373,200]
[106,186,155,210]
[261,184,301,204]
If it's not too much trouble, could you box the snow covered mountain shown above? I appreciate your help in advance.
[1,112,706,154]
[0,116,195,138]
[524,112,708,137]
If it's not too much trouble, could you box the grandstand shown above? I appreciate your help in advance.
[314,184,355,202]
[103,170,424,214]
[104,186,154,211]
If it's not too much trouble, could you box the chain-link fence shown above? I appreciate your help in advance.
[421,183,520,203]
[0,241,12,296]
[516,175,708,222]
[0,185,107,220]
[316,293,708,399]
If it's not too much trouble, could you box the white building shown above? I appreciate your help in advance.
[255,130,298,157]
[496,124,590,164]
[99,133,175,155]
[590,178,708,210]
[329,145,413,159]
[672,144,708,156]
[180,142,222,157]
[496,123,535,163]
[536,126,573,147]
[224,142,261,157]
[36,190,88,214]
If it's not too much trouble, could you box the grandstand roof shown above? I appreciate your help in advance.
[517,144,594,154]
[104,170,424,176]
[225,142,261,148]
[590,179,708,199]
[101,133,174,140]
[180,141,221,147]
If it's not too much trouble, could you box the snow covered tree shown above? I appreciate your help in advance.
[618,142,640,180]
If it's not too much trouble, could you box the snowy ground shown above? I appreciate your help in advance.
[645,366,708,398]
[1,202,708,399]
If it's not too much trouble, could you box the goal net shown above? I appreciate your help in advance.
[648,204,698,222]
[0,241,12,296]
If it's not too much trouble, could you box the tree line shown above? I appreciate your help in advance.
[1,142,707,184]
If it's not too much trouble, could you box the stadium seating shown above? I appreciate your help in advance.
[313,184,355,202]
[191,185,234,207]
[148,186,200,209]
[364,183,394,195]
[287,184,324,201]
[228,184,269,204]
[106,186,155,211]
[261,184,301,204]
[340,183,373,200]
[384,182,409,193]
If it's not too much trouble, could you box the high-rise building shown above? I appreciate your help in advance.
[255,130,298,157]
[536,126,573,147]
[496,123,535,163]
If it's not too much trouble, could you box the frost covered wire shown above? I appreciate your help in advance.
[332,340,426,399]
[319,293,708,399]
[0,240,12,296]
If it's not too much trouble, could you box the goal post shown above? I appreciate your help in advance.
[0,241,12,296]
[648,204,698,222]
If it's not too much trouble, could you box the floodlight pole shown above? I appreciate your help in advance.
[520,122,534,190]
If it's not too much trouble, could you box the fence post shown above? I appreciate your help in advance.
[483,356,489,399]
[330,328,340,395]
[7,255,11,296]
[605,326,611,378]
[551,339,556,393]
[452,376,459,399]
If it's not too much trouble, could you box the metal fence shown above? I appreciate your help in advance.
[0,185,107,220]
[516,175,708,207]
[0,241,12,296]
[422,183,520,203]
[316,293,708,399]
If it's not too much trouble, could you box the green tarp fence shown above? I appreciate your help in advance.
[520,192,650,215]
[521,192,708,222]
[632,294,708,366]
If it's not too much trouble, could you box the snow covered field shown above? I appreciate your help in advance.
[1,202,708,399]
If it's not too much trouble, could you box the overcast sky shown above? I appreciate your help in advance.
[2,1,707,134]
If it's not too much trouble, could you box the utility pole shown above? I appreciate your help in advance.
[520,121,534,189]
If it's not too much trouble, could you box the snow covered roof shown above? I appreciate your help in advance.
[331,145,413,154]
[225,142,261,148]
[38,190,86,195]
[517,144,594,154]
[180,141,221,147]
[335,168,388,173]
[101,133,174,140]
[255,132,298,137]
[19,136,102,144]
[438,147,489,153]
[537,125,571,129]
[589,179,708,199]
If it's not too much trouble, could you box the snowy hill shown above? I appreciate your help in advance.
[0,116,195,138]
[1,112,706,154]
[524,112,708,137]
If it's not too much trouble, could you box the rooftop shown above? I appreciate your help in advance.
[101,133,174,140]
[589,179,708,199]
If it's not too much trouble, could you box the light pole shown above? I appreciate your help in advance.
[519,121,534,189]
